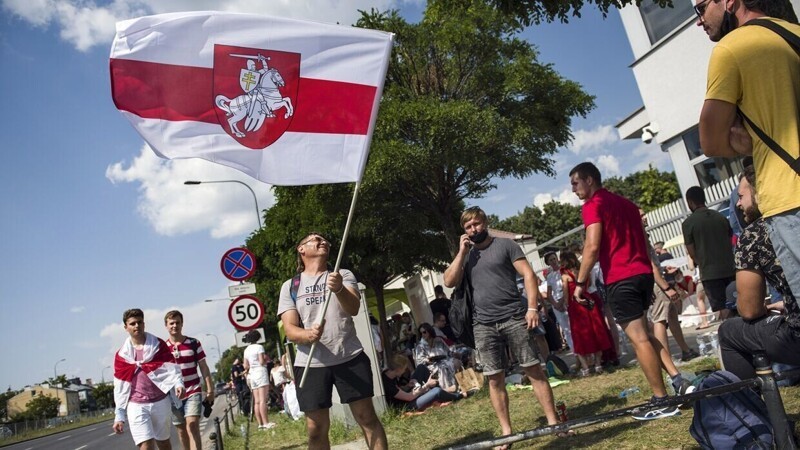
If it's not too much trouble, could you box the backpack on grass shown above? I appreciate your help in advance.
[689,370,774,450]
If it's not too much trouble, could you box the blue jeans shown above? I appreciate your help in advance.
[409,387,460,410]
[766,207,800,299]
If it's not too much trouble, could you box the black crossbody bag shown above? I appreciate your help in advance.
[738,19,800,175]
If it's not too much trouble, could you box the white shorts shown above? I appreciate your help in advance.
[247,366,270,389]
[128,396,172,445]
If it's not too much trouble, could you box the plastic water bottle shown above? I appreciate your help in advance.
[240,424,246,438]
[697,335,708,356]
[619,387,640,398]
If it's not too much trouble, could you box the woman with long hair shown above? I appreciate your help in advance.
[560,251,612,376]
[243,330,275,429]
[382,354,465,411]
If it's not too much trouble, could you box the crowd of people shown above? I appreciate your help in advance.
[109,2,799,447]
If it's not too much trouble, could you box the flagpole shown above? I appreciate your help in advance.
[298,32,393,388]
[299,180,362,388]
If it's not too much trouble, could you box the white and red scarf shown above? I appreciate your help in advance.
[113,332,183,422]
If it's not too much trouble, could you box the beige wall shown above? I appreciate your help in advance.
[8,385,81,418]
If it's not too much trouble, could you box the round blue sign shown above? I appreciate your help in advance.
[220,248,257,281]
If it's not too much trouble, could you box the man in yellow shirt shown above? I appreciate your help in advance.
[697,0,800,298]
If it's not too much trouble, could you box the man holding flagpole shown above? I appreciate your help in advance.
[277,232,387,450]
[113,309,185,450]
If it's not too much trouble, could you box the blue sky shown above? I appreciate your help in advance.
[0,0,667,391]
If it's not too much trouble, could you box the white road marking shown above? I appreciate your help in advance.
[108,432,117,436]
[75,446,88,450]
[87,427,97,431]
[57,435,72,441]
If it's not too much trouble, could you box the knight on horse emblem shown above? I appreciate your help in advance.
[215,53,295,139]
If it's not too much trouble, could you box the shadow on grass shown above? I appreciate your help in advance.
[432,393,645,449]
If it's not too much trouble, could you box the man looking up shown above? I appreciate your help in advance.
[277,232,387,450]
[697,0,800,300]
[444,207,562,446]
[570,162,684,421]
[165,310,214,450]
[682,187,736,320]
[113,309,184,450]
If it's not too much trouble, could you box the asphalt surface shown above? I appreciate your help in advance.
[3,395,235,450]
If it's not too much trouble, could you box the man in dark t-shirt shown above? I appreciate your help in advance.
[444,207,560,441]
[682,186,736,319]
[429,285,451,321]
[719,166,800,380]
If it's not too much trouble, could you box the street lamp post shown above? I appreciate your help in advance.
[205,333,222,375]
[53,358,66,417]
[102,365,112,384]
[184,180,262,228]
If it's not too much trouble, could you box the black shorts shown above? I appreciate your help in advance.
[606,273,655,324]
[703,276,736,311]
[293,351,374,412]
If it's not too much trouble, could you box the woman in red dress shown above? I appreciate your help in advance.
[560,252,612,376]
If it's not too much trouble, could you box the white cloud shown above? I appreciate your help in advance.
[106,145,274,238]
[566,125,618,155]
[2,0,405,52]
[594,154,620,175]
[631,141,672,172]
[70,306,86,313]
[533,188,581,209]
[99,298,236,368]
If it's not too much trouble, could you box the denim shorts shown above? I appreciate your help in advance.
[473,315,540,376]
[171,392,202,425]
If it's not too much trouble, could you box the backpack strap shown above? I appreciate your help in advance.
[188,337,200,365]
[739,19,800,176]
[289,273,302,303]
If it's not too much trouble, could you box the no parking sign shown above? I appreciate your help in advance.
[220,247,257,281]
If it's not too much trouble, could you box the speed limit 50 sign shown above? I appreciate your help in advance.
[227,295,264,331]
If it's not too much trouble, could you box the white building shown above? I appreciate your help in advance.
[615,0,799,195]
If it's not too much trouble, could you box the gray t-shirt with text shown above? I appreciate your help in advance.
[466,238,527,324]
[276,269,363,368]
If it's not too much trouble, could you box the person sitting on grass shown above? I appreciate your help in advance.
[382,354,466,412]
[414,322,461,393]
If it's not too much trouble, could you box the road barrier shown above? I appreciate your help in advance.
[446,359,799,450]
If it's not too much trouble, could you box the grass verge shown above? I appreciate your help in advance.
[225,359,800,449]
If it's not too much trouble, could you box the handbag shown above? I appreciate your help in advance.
[739,19,800,176]
[448,263,476,349]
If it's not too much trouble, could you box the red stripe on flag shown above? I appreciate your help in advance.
[110,59,376,135]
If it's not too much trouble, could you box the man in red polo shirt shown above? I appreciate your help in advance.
[569,162,688,421]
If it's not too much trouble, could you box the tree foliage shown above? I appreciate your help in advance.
[92,383,114,410]
[357,0,594,256]
[13,395,60,421]
[215,346,245,384]
[603,165,680,212]
[0,389,18,420]
[496,201,583,247]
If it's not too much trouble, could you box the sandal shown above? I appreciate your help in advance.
[594,365,604,374]
[579,368,591,377]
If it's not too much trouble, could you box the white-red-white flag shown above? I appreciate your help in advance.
[110,12,393,185]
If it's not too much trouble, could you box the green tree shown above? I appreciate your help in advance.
[357,0,594,256]
[0,389,18,421]
[45,375,68,387]
[14,395,60,421]
[92,383,114,410]
[604,165,680,212]
[496,201,583,246]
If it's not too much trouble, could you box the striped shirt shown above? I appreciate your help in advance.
[167,337,206,399]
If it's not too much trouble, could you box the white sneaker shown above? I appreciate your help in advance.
[264,422,277,429]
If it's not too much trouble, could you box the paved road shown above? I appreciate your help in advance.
[3,395,234,450]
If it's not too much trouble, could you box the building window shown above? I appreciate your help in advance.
[639,0,693,44]
[682,125,745,188]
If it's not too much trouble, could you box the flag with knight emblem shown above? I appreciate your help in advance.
[110,11,393,185]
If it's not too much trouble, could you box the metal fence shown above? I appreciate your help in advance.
[0,408,114,439]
